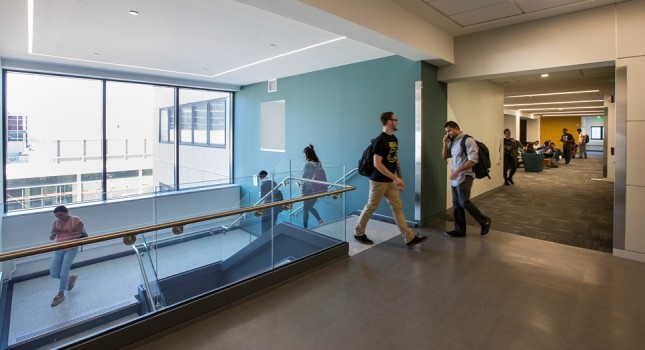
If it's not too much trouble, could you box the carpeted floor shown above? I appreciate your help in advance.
[439,151,613,252]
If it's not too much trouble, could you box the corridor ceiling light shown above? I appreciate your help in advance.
[518,106,604,111]
[539,110,604,115]
[532,110,605,114]
[542,113,605,117]
[505,99,604,107]
[541,73,549,78]
[506,90,600,98]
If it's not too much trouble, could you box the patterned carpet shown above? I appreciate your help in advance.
[439,152,613,252]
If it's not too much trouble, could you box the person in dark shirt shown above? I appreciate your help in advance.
[354,112,426,247]
[503,128,523,185]
[258,170,283,234]
[560,128,575,164]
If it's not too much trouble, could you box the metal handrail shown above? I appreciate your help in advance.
[291,168,358,216]
[0,184,356,262]
[221,175,347,230]
[221,177,290,231]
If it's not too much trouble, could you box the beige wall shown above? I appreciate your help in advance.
[620,56,645,257]
[616,0,645,260]
[437,0,645,261]
[446,80,504,208]
[438,5,617,81]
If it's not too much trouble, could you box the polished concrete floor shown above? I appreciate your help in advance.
[129,223,645,350]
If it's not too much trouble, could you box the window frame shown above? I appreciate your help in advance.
[3,69,233,213]
[165,98,228,148]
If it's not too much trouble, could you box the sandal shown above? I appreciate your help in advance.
[51,294,65,307]
[67,275,78,291]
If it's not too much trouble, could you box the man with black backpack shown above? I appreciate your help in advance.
[577,128,588,159]
[354,112,427,247]
[441,121,491,238]
[258,170,283,235]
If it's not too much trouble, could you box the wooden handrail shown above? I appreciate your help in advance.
[0,185,355,262]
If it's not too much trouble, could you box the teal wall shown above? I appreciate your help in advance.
[420,62,448,224]
[234,56,444,221]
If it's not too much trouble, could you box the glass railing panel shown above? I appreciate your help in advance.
[3,234,150,349]
[275,164,347,242]
[0,167,354,348]
[132,238,166,312]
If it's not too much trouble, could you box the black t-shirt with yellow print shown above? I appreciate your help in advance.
[370,132,398,182]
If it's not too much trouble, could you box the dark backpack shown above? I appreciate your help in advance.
[358,139,376,177]
[584,134,589,143]
[310,165,328,193]
[451,134,491,179]
[274,188,284,201]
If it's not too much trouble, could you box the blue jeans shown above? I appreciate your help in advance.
[578,143,588,158]
[451,176,489,234]
[50,247,78,292]
[303,197,321,228]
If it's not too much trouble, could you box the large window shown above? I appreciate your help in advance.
[160,97,227,147]
[106,81,175,200]
[3,71,232,212]
[177,88,231,189]
[159,107,174,144]
[7,114,27,142]
[590,126,604,140]
[4,72,103,211]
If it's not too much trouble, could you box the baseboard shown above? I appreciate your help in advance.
[613,249,645,263]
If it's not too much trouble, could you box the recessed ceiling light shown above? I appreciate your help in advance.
[504,99,604,107]
[506,90,600,98]
[129,10,139,15]
[211,37,345,78]
[541,73,549,78]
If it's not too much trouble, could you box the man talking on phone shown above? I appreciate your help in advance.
[441,121,491,237]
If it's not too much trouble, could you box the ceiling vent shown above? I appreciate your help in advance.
[268,79,277,93]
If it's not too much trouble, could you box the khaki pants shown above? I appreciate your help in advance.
[355,180,414,243]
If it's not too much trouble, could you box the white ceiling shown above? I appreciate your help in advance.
[0,0,621,115]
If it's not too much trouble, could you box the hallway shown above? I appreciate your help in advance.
[125,151,639,350]
[441,151,613,252]
[130,220,645,350]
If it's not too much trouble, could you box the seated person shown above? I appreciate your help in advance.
[536,140,549,151]
[524,143,536,153]
[544,142,561,166]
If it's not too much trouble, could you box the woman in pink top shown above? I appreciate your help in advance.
[49,205,84,307]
